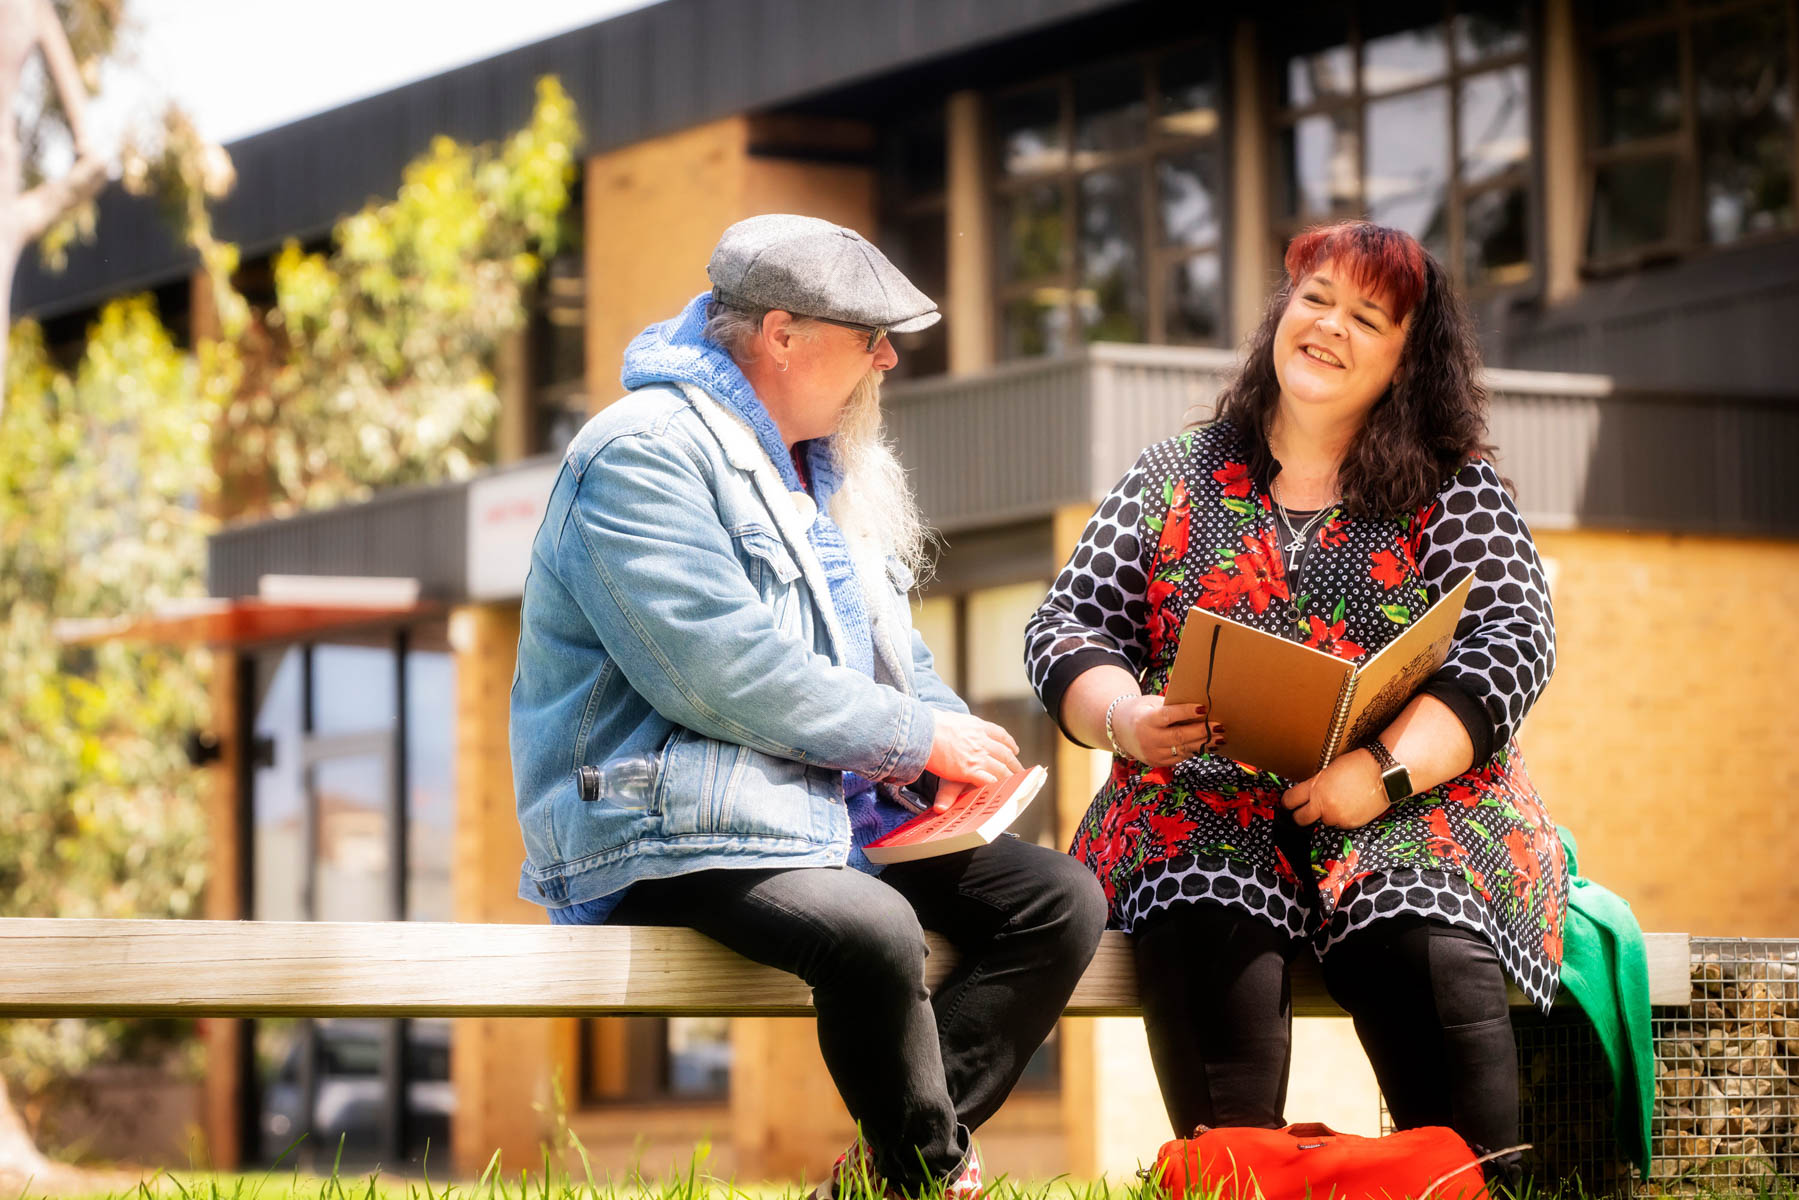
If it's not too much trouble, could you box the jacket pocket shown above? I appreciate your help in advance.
[730,525,803,632]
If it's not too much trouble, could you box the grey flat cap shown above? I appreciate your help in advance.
[708,214,941,334]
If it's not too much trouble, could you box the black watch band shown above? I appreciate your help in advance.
[1361,739,1412,804]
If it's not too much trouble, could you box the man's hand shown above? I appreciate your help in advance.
[1281,750,1390,829]
[925,711,1023,787]
[930,779,975,814]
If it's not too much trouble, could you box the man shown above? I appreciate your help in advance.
[510,215,1105,1196]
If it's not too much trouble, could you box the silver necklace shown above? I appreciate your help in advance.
[1271,478,1337,556]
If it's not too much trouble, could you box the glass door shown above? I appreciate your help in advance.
[244,635,453,1170]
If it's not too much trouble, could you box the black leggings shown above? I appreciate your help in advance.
[1133,902,1519,1168]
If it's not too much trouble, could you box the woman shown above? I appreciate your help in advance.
[1024,221,1564,1182]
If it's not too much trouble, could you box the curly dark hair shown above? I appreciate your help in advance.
[1209,222,1498,519]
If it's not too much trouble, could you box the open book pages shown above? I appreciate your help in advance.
[1164,571,1474,781]
[863,765,1048,865]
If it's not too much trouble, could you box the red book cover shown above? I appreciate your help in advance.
[863,766,1047,865]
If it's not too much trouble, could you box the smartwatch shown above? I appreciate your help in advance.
[1361,739,1412,805]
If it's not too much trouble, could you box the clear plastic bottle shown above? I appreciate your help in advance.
[575,754,658,809]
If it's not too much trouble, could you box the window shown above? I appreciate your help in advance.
[529,248,588,454]
[579,1016,732,1105]
[881,107,950,380]
[1584,0,1795,266]
[1270,1,1534,289]
[991,42,1229,360]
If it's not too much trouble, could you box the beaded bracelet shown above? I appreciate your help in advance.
[1104,693,1136,757]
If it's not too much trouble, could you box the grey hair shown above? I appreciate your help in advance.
[702,297,821,359]
[704,299,933,581]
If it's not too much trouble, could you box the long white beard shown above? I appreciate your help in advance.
[827,370,933,584]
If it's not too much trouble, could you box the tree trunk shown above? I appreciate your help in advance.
[0,0,111,408]
[0,1077,49,1177]
[0,0,30,399]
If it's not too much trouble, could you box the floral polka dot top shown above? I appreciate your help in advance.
[1024,419,1569,1010]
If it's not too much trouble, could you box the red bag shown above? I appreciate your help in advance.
[1151,1123,1492,1200]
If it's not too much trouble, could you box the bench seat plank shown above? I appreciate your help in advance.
[0,920,1690,1018]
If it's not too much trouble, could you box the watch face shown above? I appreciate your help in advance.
[1382,765,1412,802]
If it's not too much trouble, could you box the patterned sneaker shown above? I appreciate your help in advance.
[809,1141,894,1200]
[944,1142,984,1200]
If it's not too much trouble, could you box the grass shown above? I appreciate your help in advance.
[13,1141,1799,1200]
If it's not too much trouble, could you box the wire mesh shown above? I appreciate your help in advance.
[1642,937,1799,1196]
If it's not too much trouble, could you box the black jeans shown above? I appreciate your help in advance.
[1134,902,1520,1182]
[609,836,1107,1188]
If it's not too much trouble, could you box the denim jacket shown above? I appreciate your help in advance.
[510,381,966,910]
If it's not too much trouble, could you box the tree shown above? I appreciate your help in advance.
[217,75,581,517]
[0,303,216,1177]
[0,75,580,1173]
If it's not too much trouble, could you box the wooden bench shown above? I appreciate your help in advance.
[0,920,1692,1017]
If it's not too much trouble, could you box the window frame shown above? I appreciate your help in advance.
[877,104,951,381]
[1267,1,1539,295]
[1579,0,1799,274]
[987,39,1234,360]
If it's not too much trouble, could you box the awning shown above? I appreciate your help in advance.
[53,577,433,647]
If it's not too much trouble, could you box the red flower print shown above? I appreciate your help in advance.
[1443,779,1484,809]
[1146,811,1200,853]
[1200,788,1277,829]
[1147,578,1184,654]
[1153,480,1191,571]
[1233,529,1290,614]
[1542,925,1563,963]
[1423,807,1470,864]
[1272,847,1301,887]
[1212,461,1254,498]
[1318,847,1372,904]
[1303,615,1366,662]
[1466,868,1492,903]
[1402,502,1437,568]
[1502,828,1541,899]
[1369,547,1408,590]
[1192,564,1241,612]
[1319,513,1350,549]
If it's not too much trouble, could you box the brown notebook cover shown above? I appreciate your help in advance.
[1163,571,1475,780]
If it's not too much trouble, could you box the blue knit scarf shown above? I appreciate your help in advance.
[620,292,908,869]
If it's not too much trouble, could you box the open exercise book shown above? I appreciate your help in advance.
[863,766,1048,865]
[1164,571,1475,781]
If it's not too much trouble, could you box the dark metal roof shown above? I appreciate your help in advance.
[14,0,1139,320]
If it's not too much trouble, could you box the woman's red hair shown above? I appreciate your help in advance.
[1284,221,1429,325]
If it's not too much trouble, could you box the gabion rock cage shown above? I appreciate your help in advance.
[1643,937,1799,1195]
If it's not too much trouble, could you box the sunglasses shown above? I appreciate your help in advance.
[804,315,890,353]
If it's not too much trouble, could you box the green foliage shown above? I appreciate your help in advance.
[0,300,216,1092]
[0,76,582,1115]
[220,75,581,515]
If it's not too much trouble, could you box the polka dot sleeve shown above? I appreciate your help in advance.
[1414,458,1557,751]
[1025,453,1155,743]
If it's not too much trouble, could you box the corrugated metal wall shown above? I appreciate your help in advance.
[208,481,467,599]
[886,345,1799,538]
[14,0,1137,320]
[204,349,1794,601]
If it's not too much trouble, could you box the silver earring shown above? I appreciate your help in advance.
[779,360,789,373]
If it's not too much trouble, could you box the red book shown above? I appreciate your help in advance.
[863,766,1048,865]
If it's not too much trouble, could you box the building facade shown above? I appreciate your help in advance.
[15,0,1799,1181]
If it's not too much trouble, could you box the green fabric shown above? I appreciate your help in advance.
[1554,825,1653,1175]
